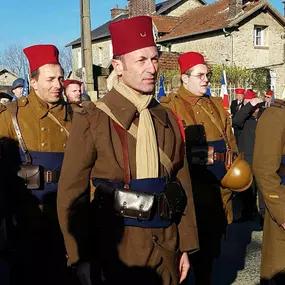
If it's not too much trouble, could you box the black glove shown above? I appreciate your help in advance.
[75,262,92,285]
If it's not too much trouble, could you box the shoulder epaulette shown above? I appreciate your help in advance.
[160,92,178,104]
[18,97,28,107]
[271,99,285,108]
[0,104,6,114]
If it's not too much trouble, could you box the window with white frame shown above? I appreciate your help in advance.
[254,26,266,46]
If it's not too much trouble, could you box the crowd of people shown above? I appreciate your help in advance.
[0,15,284,285]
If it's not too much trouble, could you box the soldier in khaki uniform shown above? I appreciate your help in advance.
[0,45,72,285]
[253,100,285,284]
[57,16,198,285]
[161,52,237,285]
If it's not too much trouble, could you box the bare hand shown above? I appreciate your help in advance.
[178,252,190,283]
[250,98,262,106]
[281,223,285,230]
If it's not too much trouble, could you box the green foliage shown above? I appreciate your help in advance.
[210,65,252,86]
[159,69,180,85]
[251,68,271,96]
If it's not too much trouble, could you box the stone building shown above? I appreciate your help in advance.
[0,69,18,86]
[67,0,285,96]
[157,0,285,96]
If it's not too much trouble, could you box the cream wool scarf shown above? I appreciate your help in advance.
[114,79,159,179]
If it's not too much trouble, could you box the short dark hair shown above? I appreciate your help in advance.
[30,69,40,80]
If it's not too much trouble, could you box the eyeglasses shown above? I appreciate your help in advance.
[265,96,271,99]
[189,72,212,81]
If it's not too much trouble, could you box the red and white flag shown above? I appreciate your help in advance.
[220,70,230,116]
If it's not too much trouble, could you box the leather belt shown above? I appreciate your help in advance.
[44,170,60,183]
[214,152,225,162]
[278,165,285,177]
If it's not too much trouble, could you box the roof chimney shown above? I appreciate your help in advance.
[128,0,156,18]
[228,0,243,20]
[111,4,128,19]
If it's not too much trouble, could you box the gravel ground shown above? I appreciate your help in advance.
[212,220,263,285]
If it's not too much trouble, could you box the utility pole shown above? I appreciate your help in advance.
[80,0,96,99]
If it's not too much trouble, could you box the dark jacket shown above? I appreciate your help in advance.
[232,102,265,165]
[57,88,199,285]
[230,99,244,118]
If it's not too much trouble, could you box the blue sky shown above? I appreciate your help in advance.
[0,0,283,53]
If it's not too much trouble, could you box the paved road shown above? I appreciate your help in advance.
[212,220,263,285]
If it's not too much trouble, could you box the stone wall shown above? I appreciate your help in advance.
[164,10,285,97]
[169,31,232,66]
[166,0,203,17]
[232,11,285,69]
[0,72,17,86]
[71,38,112,72]
[91,39,112,68]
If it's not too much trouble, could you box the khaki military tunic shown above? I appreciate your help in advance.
[57,88,199,285]
[0,90,72,285]
[161,85,237,224]
[253,100,285,282]
[0,90,71,151]
[161,85,238,284]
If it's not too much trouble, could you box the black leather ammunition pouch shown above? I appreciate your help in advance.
[18,164,43,190]
[94,179,186,221]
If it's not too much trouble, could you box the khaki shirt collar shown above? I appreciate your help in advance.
[26,89,67,120]
[177,85,212,106]
[102,88,167,130]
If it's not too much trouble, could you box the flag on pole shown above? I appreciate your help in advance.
[21,76,29,97]
[206,87,211,96]
[157,75,166,101]
[220,70,230,115]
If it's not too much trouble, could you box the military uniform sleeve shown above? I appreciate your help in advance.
[176,157,199,253]
[0,105,14,139]
[232,103,254,129]
[57,112,96,265]
[226,110,238,152]
[253,108,285,226]
[166,108,199,254]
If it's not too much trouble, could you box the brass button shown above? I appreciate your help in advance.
[63,143,66,148]
[60,128,64,132]
[41,127,46,132]
[41,143,46,147]
[152,235,158,242]
[22,99,25,103]
[210,111,214,114]
[200,122,204,125]
[196,111,199,114]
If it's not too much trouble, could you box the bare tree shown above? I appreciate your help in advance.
[59,47,73,77]
[0,44,28,77]
[0,44,73,78]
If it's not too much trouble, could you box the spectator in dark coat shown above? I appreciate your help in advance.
[230,88,245,144]
[232,90,266,223]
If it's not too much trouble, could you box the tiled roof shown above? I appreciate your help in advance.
[152,15,183,33]
[156,0,206,14]
[159,51,181,70]
[158,0,263,42]
[66,0,203,46]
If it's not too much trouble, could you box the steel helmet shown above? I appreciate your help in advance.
[11,78,25,91]
[221,153,253,192]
